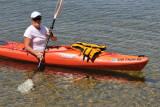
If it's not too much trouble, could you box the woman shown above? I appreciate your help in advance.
[24,11,57,60]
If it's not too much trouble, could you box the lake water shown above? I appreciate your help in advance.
[0,0,160,106]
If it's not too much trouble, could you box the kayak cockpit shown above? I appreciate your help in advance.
[46,45,71,52]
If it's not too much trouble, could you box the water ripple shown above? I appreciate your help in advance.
[0,0,160,106]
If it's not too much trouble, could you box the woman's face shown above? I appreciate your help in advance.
[31,16,42,29]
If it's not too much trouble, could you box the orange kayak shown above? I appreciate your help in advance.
[0,41,148,71]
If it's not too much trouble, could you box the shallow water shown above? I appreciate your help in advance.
[0,0,160,106]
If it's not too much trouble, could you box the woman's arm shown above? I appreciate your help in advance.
[24,37,43,60]
[24,37,35,54]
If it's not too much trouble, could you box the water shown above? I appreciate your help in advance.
[0,0,160,106]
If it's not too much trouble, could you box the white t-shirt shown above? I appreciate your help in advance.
[24,25,49,51]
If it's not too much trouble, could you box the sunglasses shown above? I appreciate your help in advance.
[33,16,42,21]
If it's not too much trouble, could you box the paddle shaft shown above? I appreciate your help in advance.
[37,19,56,70]
[37,0,63,70]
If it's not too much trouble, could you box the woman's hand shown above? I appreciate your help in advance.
[36,51,43,60]
[46,31,51,36]
[47,31,57,41]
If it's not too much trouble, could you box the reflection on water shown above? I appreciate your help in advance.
[0,57,146,90]
[1,57,160,106]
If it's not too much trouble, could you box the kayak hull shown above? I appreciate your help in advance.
[0,41,148,71]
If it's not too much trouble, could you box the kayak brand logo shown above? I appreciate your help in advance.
[112,58,117,62]
[61,53,75,59]
[118,58,142,61]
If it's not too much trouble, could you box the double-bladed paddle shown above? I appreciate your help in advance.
[38,0,64,71]
[18,0,64,93]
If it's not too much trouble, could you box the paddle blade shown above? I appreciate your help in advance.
[54,0,64,19]
[17,79,34,93]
